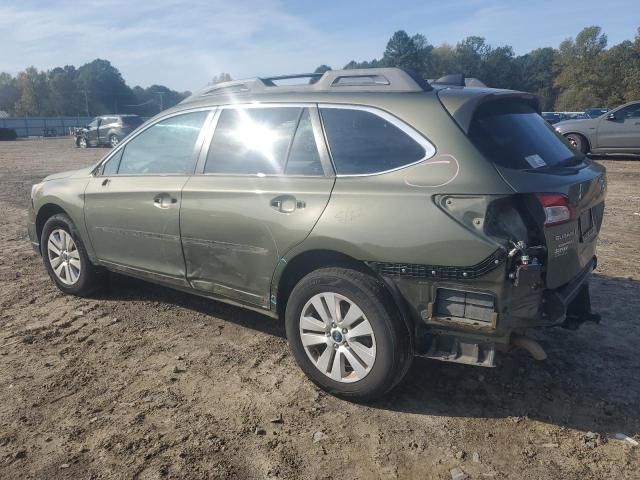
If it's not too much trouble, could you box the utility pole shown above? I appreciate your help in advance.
[83,88,89,117]
[156,91,165,113]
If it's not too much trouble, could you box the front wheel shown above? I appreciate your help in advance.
[78,136,88,149]
[565,133,588,154]
[285,268,411,401]
[41,213,105,296]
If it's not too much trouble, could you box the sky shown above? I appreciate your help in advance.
[1,0,639,92]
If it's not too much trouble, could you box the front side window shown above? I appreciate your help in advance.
[117,111,208,175]
[102,150,122,175]
[205,107,301,175]
[88,119,99,129]
[619,104,640,119]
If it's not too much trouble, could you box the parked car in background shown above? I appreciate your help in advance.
[29,68,606,400]
[584,107,609,119]
[75,114,144,148]
[542,112,564,124]
[555,101,640,155]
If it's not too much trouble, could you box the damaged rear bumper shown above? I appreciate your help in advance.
[543,256,599,328]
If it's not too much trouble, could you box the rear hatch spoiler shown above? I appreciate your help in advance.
[436,88,540,133]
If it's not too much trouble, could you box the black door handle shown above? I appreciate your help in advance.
[101,178,110,186]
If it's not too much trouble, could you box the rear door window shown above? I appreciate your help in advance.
[469,101,583,170]
[320,107,428,175]
[284,109,324,176]
[205,107,302,175]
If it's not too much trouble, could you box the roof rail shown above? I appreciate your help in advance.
[182,67,433,103]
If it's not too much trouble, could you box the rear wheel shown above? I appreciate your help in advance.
[41,213,105,296]
[565,133,588,154]
[109,134,120,148]
[285,268,411,401]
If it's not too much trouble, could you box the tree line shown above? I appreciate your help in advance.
[0,59,189,118]
[321,25,640,111]
[1,25,639,117]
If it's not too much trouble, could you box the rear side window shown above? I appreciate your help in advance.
[320,107,426,175]
[121,116,144,127]
[205,107,318,175]
[469,101,581,170]
[117,111,207,175]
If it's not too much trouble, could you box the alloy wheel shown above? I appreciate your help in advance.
[47,228,82,285]
[299,292,377,383]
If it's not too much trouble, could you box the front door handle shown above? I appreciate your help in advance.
[270,195,301,213]
[153,193,177,209]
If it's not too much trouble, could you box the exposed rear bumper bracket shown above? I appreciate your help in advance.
[417,334,496,367]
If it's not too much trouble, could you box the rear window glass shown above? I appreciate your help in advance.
[320,108,426,175]
[469,101,582,170]
[121,116,144,127]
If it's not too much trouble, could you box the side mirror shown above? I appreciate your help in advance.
[607,113,616,121]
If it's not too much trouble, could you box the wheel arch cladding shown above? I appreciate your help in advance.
[274,249,415,351]
[36,203,69,245]
[275,250,371,320]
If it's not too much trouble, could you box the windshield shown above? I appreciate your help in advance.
[469,101,583,170]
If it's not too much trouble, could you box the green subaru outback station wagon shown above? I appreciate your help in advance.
[28,68,606,400]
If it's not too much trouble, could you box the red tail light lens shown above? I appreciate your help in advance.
[536,193,573,226]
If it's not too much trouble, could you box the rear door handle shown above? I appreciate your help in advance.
[153,193,176,209]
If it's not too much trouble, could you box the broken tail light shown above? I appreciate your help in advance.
[536,193,572,226]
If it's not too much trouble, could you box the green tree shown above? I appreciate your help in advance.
[555,26,609,110]
[455,36,491,78]
[382,30,433,75]
[516,47,558,110]
[481,45,518,89]
[14,67,51,116]
[75,59,133,115]
[430,44,458,78]
[0,73,20,114]
[48,66,83,115]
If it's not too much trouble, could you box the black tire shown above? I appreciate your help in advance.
[109,134,120,148]
[285,268,412,401]
[41,213,105,296]
[78,136,88,149]
[565,133,588,154]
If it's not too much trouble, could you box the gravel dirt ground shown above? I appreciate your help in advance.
[0,138,639,480]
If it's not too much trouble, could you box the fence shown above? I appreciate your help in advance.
[0,117,94,138]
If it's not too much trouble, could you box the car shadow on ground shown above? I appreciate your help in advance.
[94,272,639,436]
[94,273,287,339]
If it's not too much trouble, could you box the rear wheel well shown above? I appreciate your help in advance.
[36,204,68,245]
[276,250,374,320]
